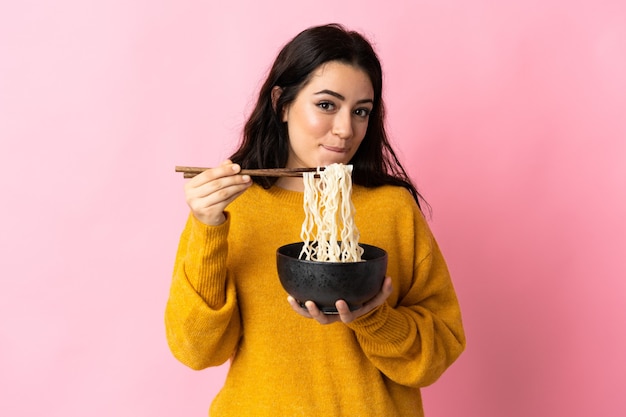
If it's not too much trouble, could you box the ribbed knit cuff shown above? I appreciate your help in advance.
[345,303,410,351]
[185,214,231,307]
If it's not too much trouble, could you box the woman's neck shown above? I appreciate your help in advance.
[275,176,304,192]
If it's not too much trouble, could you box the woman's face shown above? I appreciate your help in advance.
[281,61,374,170]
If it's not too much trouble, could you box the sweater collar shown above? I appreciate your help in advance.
[263,185,304,206]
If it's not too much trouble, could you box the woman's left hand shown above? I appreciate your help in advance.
[287,276,393,325]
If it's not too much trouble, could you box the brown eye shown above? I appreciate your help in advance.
[317,101,335,111]
[354,108,371,118]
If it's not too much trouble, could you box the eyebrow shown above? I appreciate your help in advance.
[314,89,374,105]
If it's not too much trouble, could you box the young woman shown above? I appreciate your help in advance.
[165,23,465,416]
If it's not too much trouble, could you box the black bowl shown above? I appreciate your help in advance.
[276,242,388,314]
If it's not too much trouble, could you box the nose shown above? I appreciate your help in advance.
[331,110,353,139]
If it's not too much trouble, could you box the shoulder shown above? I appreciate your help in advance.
[353,184,431,239]
[352,185,421,215]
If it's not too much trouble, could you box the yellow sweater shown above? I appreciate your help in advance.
[165,184,465,416]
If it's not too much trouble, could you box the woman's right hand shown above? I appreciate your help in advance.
[184,159,252,226]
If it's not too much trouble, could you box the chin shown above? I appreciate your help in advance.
[315,158,351,167]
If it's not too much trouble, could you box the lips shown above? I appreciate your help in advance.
[322,145,348,153]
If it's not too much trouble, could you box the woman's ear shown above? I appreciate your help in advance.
[271,86,288,121]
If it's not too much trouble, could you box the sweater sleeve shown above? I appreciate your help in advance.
[164,213,241,370]
[345,218,466,388]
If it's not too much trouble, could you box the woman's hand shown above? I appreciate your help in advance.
[184,160,252,226]
[287,276,393,325]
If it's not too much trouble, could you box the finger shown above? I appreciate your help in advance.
[335,300,356,323]
[337,277,393,323]
[185,185,248,225]
[184,169,252,225]
[188,178,251,206]
[381,276,393,296]
[304,301,339,325]
[287,296,311,318]
[185,167,251,206]
[304,300,323,317]
[188,162,243,186]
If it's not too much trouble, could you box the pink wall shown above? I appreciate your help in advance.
[1,1,624,416]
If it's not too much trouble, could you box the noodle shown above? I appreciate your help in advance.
[299,163,364,262]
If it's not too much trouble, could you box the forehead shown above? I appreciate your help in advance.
[304,61,374,97]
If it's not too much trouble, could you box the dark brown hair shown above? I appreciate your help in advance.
[229,23,425,209]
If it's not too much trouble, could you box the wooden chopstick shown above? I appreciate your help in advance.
[175,166,322,178]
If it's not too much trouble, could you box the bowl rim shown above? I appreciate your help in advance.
[276,242,387,265]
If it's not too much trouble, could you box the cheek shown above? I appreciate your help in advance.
[356,121,369,136]
[291,106,328,135]
[354,121,369,142]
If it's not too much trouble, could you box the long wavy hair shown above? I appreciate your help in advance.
[229,23,426,209]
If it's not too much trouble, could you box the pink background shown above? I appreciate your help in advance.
[1,1,625,416]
